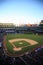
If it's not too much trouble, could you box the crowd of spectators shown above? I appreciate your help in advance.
[0,45,43,65]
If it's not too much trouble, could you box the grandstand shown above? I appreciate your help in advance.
[0,23,14,28]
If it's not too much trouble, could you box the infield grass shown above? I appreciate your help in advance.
[13,40,30,48]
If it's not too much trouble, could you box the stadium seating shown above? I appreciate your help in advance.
[0,46,43,65]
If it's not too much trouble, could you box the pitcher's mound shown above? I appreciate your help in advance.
[13,47,22,51]
[19,42,23,44]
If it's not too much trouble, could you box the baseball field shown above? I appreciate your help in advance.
[4,34,43,57]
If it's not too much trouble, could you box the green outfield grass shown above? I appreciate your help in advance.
[6,34,43,56]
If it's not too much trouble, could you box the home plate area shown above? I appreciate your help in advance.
[13,47,22,51]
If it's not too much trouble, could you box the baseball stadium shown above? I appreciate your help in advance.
[0,0,43,65]
[4,33,43,57]
[0,21,43,65]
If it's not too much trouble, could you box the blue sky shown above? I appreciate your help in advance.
[0,0,43,25]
